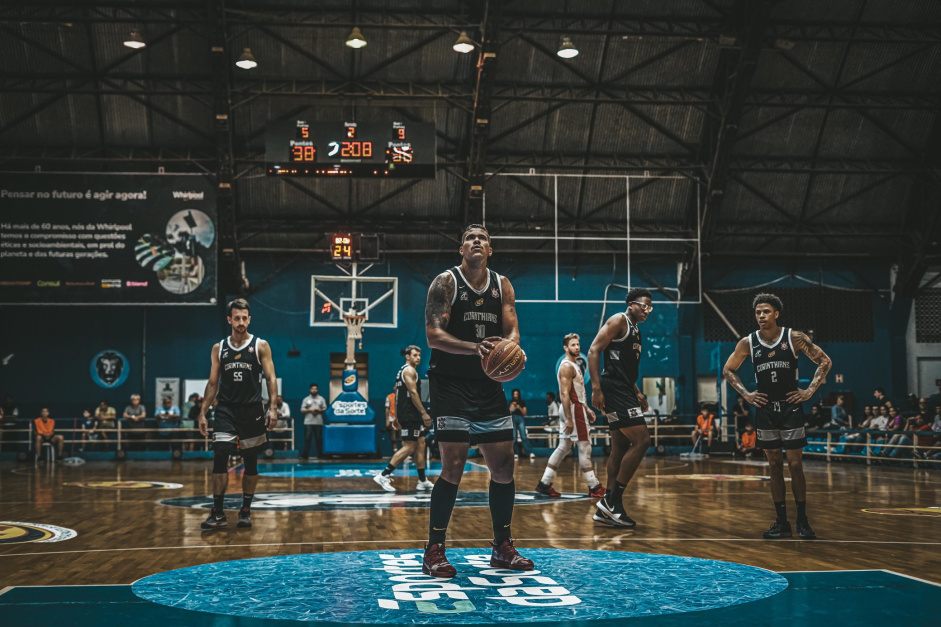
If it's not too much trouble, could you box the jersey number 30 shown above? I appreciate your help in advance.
[475,324,486,339]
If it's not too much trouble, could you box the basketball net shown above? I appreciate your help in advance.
[343,313,366,369]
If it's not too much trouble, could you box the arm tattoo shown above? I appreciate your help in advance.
[794,332,832,392]
[724,369,750,397]
[425,273,454,330]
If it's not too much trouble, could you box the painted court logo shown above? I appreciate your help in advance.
[65,481,183,490]
[0,522,77,544]
[132,550,789,623]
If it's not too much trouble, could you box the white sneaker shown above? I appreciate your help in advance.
[514,454,519,459]
[529,453,536,459]
[416,479,434,491]
[373,473,395,492]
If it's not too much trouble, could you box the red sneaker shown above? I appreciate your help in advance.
[589,484,606,499]
[422,543,456,578]
[535,481,562,498]
[490,538,534,571]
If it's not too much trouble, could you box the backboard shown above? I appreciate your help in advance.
[310,274,397,328]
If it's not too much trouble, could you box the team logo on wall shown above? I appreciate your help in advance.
[159,490,588,512]
[132,549,788,623]
[90,350,129,388]
[0,522,77,544]
[861,507,941,517]
[65,481,183,490]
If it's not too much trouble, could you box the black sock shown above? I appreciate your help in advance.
[774,500,787,523]
[606,481,627,511]
[796,500,806,521]
[489,480,515,544]
[241,493,254,512]
[417,467,426,482]
[428,478,459,545]
[382,463,396,477]
[213,494,225,515]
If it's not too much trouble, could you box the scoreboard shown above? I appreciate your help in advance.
[265,121,436,178]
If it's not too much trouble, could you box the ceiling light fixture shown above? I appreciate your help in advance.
[453,31,475,54]
[235,48,257,69]
[557,36,579,59]
[123,29,146,49]
[345,27,367,49]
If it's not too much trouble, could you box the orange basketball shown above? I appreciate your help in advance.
[481,339,525,382]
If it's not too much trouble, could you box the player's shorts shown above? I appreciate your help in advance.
[600,377,647,430]
[214,402,268,453]
[559,403,591,441]
[755,401,806,450]
[430,372,512,444]
[400,420,429,442]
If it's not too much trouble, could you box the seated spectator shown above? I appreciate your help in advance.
[95,399,116,439]
[822,395,851,430]
[122,394,147,450]
[154,397,181,451]
[661,408,681,425]
[80,409,100,451]
[33,408,64,463]
[275,395,291,450]
[183,394,202,452]
[0,401,19,452]
[691,407,716,456]
[884,413,926,459]
[805,405,826,430]
[737,423,758,458]
[732,396,750,429]
[2,394,18,419]
[884,405,903,433]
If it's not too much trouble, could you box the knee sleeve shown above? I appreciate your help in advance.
[576,440,593,469]
[242,452,258,476]
[548,438,572,467]
[212,446,232,474]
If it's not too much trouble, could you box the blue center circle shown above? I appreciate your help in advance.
[132,549,787,624]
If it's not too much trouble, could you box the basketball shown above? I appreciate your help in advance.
[481,338,525,382]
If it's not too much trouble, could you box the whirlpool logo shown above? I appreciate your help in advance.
[171,191,205,201]
[375,552,580,614]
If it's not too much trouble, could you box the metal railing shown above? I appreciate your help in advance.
[803,428,941,468]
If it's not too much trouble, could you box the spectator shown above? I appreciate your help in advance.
[95,400,116,440]
[384,388,401,453]
[886,413,929,459]
[2,394,18,418]
[873,388,887,405]
[861,406,873,424]
[300,383,326,460]
[0,401,18,452]
[822,396,851,430]
[33,408,64,463]
[805,405,826,430]
[182,394,202,452]
[123,394,147,450]
[884,404,903,433]
[544,392,561,428]
[691,406,716,456]
[917,396,929,417]
[275,395,291,450]
[80,409,100,452]
[154,397,181,451]
[932,405,941,433]
[509,388,533,460]
[737,423,758,458]
[732,396,750,428]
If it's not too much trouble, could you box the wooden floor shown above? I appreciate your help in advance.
[1,454,940,588]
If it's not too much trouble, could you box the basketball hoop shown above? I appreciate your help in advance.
[343,314,366,340]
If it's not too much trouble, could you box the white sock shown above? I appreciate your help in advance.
[541,467,556,484]
[583,469,599,489]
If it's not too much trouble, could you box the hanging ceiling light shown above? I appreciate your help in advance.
[345,26,367,49]
[452,30,475,54]
[557,35,579,59]
[123,29,146,49]
[235,47,258,69]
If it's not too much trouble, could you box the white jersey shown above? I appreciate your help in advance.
[557,357,589,439]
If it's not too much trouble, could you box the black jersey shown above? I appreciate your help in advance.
[601,312,642,386]
[428,266,504,381]
[395,364,423,423]
[217,335,264,405]
[749,327,799,402]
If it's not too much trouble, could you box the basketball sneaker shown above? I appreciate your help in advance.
[594,498,637,528]
[237,508,252,528]
[416,479,434,491]
[200,510,227,530]
[762,520,792,539]
[796,518,816,540]
[535,481,562,498]
[373,473,395,492]
[422,543,456,578]
[588,484,607,499]
[490,538,534,570]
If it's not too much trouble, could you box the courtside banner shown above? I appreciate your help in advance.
[0,172,217,305]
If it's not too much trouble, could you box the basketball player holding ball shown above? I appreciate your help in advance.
[422,224,533,577]
[588,288,653,528]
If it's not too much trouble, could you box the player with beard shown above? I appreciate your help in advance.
[588,288,653,528]
[421,224,533,578]
[723,293,831,540]
[536,333,604,499]
[197,298,279,530]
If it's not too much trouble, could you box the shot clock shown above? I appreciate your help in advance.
[265,121,435,178]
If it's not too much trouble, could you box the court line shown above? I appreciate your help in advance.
[882,569,941,587]
[0,586,13,597]
[3,536,941,558]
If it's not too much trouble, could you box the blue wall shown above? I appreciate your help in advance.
[0,258,905,432]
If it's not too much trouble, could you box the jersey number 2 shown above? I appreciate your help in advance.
[771,371,777,382]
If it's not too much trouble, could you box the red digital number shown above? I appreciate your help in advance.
[391,145,413,163]
[347,127,356,139]
[340,142,372,158]
[396,127,406,140]
[301,127,310,139]
[291,145,316,162]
